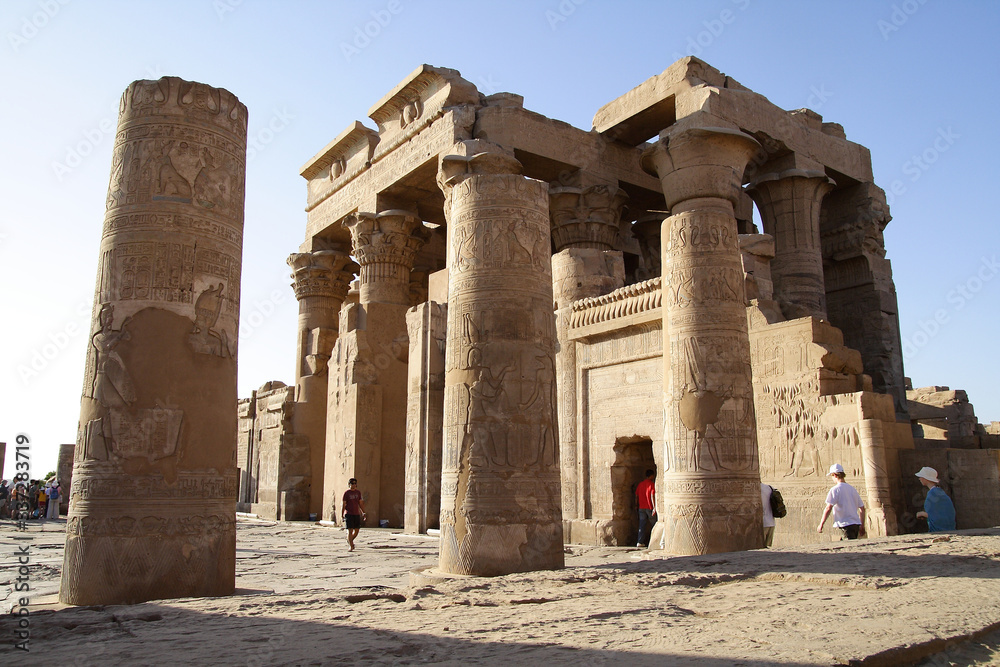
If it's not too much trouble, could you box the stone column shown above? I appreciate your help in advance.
[288,250,357,517]
[437,151,563,575]
[57,444,74,514]
[325,210,428,526]
[631,211,668,280]
[549,184,626,521]
[641,124,764,555]
[61,76,247,605]
[859,419,898,538]
[747,168,834,320]
[403,301,447,534]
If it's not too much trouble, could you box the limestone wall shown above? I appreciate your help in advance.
[236,383,310,520]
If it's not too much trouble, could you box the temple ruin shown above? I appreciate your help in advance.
[230,58,1000,563]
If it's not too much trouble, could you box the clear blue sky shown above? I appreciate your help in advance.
[2,0,998,478]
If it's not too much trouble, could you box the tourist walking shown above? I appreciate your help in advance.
[342,478,366,551]
[635,469,656,548]
[914,467,956,532]
[817,463,866,539]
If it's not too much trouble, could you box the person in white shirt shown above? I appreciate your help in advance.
[761,483,775,547]
[817,463,866,540]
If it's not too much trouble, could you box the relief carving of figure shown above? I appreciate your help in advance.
[193,148,232,210]
[464,347,513,466]
[187,283,233,357]
[92,304,136,408]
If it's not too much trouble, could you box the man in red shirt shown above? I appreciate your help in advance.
[342,478,366,551]
[635,469,656,548]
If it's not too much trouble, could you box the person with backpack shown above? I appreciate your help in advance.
[45,480,61,520]
[761,483,775,547]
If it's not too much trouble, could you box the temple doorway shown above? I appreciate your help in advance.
[611,436,656,546]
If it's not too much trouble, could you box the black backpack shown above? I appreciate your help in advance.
[769,486,787,518]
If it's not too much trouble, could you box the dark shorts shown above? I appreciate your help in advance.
[345,514,361,529]
[840,524,861,540]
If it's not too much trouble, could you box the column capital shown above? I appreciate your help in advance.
[437,146,522,197]
[548,183,628,252]
[344,210,430,305]
[641,126,760,212]
[287,250,358,302]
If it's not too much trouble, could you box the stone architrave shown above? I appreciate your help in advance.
[57,444,74,514]
[288,250,358,517]
[437,151,564,575]
[641,123,765,555]
[323,210,429,526]
[61,77,247,605]
[747,168,834,320]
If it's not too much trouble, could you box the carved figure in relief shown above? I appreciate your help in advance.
[188,283,232,357]
[464,347,514,466]
[193,149,232,211]
[454,224,480,272]
[517,352,557,468]
[92,304,136,408]
[505,221,532,266]
[677,339,729,472]
[400,99,422,128]
[152,141,193,198]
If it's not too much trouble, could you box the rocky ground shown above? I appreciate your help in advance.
[2,517,999,665]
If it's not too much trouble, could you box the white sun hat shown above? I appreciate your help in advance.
[915,467,939,484]
[828,463,845,475]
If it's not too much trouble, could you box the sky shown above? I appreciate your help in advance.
[1,0,998,478]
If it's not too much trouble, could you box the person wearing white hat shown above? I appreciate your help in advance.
[817,463,866,539]
[914,467,956,532]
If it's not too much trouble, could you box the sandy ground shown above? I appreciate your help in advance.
[2,517,1000,666]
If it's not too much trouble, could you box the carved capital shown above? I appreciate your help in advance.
[548,184,628,252]
[287,250,358,302]
[641,125,760,212]
[344,210,430,305]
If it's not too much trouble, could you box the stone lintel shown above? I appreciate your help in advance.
[367,64,479,129]
[595,57,873,183]
[475,105,661,195]
[694,86,873,183]
[592,57,745,145]
[367,65,480,162]
[300,121,380,180]
[305,106,476,242]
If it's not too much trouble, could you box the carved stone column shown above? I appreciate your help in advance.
[324,210,428,527]
[631,210,668,279]
[62,77,247,604]
[641,124,764,555]
[403,301,447,534]
[747,169,834,320]
[437,150,563,575]
[57,444,74,514]
[549,185,626,521]
[288,250,357,517]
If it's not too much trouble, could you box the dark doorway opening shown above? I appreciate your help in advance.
[611,436,655,546]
